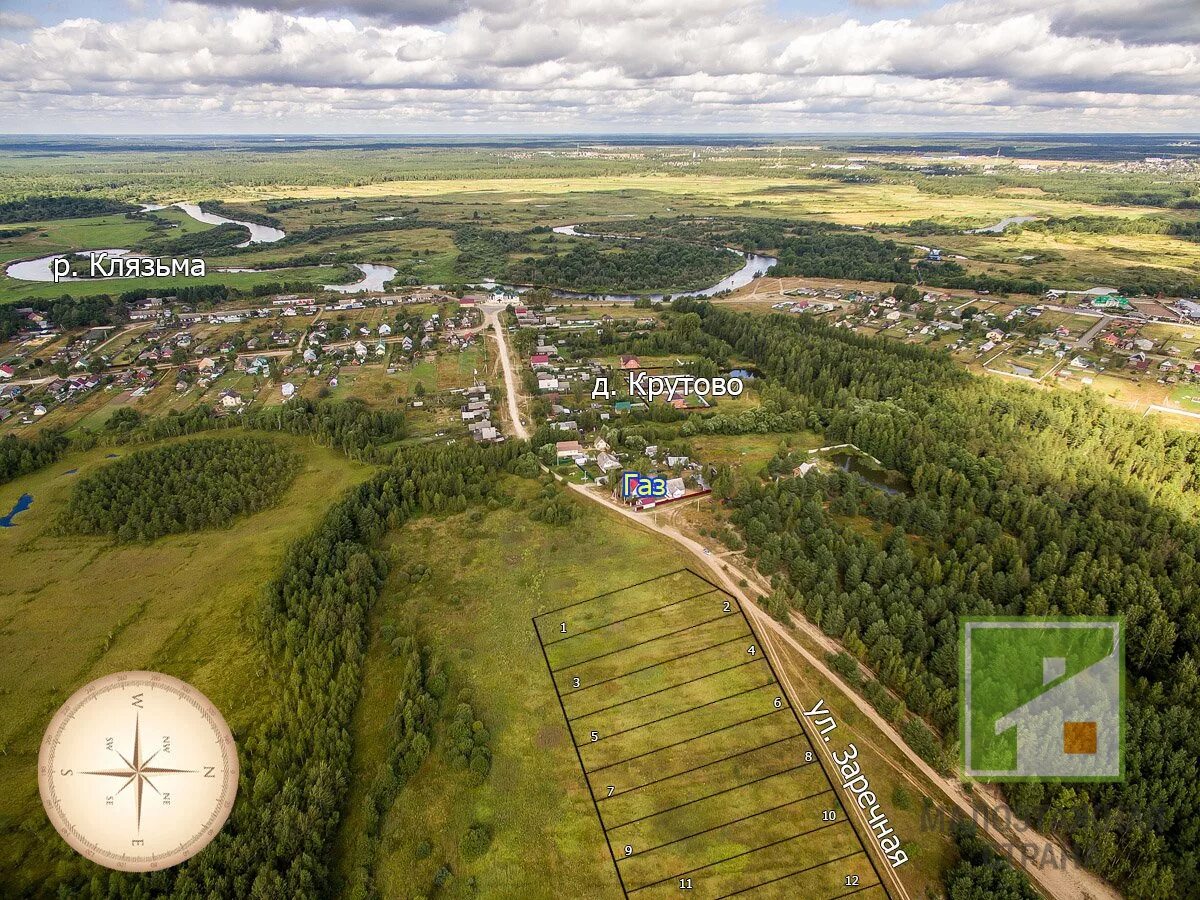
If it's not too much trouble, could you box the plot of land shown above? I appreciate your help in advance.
[534,569,888,900]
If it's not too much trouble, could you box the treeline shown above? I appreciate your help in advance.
[507,239,741,294]
[248,398,408,460]
[62,439,524,898]
[141,222,251,255]
[578,215,915,284]
[0,195,138,223]
[57,436,298,542]
[452,224,530,279]
[0,429,70,485]
[676,299,1200,898]
[197,200,282,228]
[348,628,442,898]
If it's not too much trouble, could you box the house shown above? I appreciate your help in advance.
[530,353,550,368]
[993,640,1120,777]
[281,382,296,399]
[354,341,368,358]
[664,477,686,499]
[666,455,689,468]
[32,403,47,416]
[303,348,318,363]
[0,364,13,379]
[555,440,583,462]
[1134,338,1155,352]
[378,323,392,336]
[792,462,817,477]
[219,390,243,409]
[620,354,641,369]
[597,451,621,473]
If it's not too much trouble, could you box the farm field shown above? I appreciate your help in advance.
[535,569,887,900]
[0,432,373,891]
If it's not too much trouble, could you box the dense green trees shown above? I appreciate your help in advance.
[507,238,741,293]
[673,298,1200,898]
[0,195,137,223]
[58,436,299,541]
[0,429,70,485]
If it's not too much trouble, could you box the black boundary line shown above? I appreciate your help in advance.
[712,850,873,900]
[601,731,807,801]
[542,587,719,646]
[686,564,894,900]
[569,657,766,723]
[591,708,793,774]
[533,615,631,900]
[606,760,815,831]
[566,632,751,696]
[539,568,890,900]
[549,613,747,673]
[587,681,778,746]
[618,787,833,856]
[535,568,690,618]
[627,821,849,894]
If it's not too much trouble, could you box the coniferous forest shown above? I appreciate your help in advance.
[671,298,1199,899]
[58,436,299,542]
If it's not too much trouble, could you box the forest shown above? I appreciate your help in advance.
[0,195,138,223]
[670,298,1199,899]
[506,238,741,293]
[57,436,299,541]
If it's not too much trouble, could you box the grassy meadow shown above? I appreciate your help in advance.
[0,432,373,890]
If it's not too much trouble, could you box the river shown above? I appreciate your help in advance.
[5,212,774,299]
[5,203,286,282]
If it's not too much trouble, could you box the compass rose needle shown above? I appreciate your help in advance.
[80,714,196,832]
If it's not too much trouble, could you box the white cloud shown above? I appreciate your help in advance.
[0,0,1195,132]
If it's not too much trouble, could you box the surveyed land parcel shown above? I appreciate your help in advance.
[534,570,889,900]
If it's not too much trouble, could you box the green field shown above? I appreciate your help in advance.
[0,432,373,890]
[535,569,886,900]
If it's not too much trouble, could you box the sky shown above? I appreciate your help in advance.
[0,0,1197,134]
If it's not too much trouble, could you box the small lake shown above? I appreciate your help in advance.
[323,263,400,293]
[0,493,33,527]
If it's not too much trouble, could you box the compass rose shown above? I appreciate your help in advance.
[80,713,197,832]
[39,671,239,872]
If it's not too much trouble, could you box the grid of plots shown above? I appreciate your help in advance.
[534,569,889,900]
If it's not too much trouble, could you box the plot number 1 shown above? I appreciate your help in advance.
[559,622,567,633]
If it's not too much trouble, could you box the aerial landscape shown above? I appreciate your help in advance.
[0,1,1198,899]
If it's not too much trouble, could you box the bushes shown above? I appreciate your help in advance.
[446,694,492,785]
[57,436,298,541]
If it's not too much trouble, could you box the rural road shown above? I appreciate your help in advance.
[486,305,530,440]
[489,303,1118,900]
